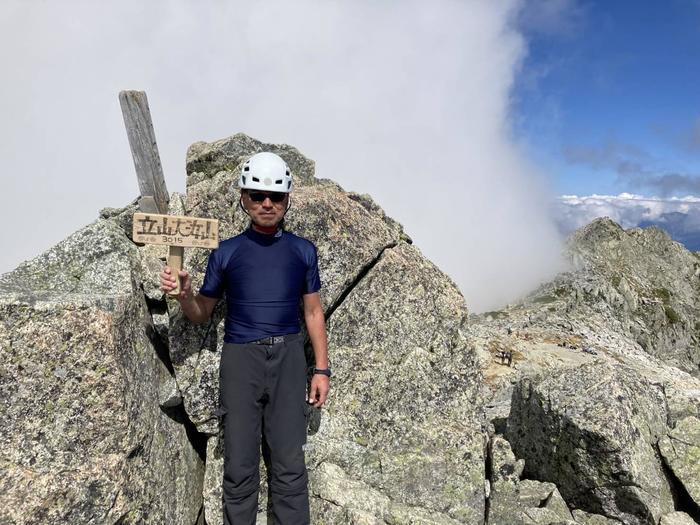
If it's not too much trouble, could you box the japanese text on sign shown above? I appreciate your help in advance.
[132,213,219,248]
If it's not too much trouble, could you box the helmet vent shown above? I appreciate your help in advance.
[275,179,283,184]
[244,166,250,172]
[252,177,260,182]
[286,169,290,175]
[242,175,246,184]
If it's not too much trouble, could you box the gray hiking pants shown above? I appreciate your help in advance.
[219,333,310,525]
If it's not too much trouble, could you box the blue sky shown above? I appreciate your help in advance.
[515,0,700,198]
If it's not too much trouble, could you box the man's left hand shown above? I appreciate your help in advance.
[307,374,330,408]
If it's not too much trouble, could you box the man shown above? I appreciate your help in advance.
[160,151,330,524]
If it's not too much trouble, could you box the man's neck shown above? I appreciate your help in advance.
[251,223,280,235]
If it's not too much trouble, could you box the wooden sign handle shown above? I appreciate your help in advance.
[168,246,184,296]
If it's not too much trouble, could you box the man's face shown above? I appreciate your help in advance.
[241,189,289,228]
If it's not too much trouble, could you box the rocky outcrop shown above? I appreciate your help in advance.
[1,133,482,524]
[566,218,700,375]
[659,511,698,525]
[506,361,674,524]
[471,215,700,523]
[659,416,700,509]
[4,134,700,524]
[0,219,205,524]
[172,134,484,524]
[308,241,483,523]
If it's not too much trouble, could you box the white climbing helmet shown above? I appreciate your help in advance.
[239,152,293,193]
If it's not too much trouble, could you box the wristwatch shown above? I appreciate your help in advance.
[313,367,332,377]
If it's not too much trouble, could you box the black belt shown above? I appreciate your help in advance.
[249,334,296,345]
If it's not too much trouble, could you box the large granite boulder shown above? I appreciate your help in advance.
[169,135,406,438]
[307,241,484,523]
[162,134,485,524]
[506,360,674,524]
[658,416,700,508]
[0,219,204,524]
[659,511,698,525]
[487,435,576,525]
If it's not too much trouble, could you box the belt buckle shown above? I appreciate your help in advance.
[254,335,284,345]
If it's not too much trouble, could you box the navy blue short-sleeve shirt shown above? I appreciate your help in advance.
[199,227,321,343]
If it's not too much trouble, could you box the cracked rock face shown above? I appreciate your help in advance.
[172,134,485,524]
[0,219,204,524]
[307,241,483,523]
[169,135,407,439]
[471,216,700,524]
[506,360,674,525]
[659,416,700,508]
[659,511,699,525]
[571,509,622,524]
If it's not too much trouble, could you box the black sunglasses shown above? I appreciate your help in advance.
[248,191,287,203]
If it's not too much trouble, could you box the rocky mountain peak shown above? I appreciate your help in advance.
[2,135,699,524]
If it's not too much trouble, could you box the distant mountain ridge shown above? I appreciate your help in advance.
[552,193,700,253]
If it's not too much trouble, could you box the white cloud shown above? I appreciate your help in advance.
[554,193,700,250]
[0,0,565,313]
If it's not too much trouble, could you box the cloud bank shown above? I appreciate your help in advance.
[0,0,566,312]
[554,193,700,250]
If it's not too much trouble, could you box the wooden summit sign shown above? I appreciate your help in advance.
[120,90,219,296]
[132,213,219,248]
[132,212,219,297]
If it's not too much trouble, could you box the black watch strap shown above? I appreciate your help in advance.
[313,367,332,377]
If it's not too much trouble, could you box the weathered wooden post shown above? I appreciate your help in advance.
[120,90,219,295]
[119,91,170,215]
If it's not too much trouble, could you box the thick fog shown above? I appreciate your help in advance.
[0,0,566,312]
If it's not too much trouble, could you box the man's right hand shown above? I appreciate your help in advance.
[160,266,193,301]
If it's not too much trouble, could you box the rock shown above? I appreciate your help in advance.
[186,132,317,187]
[490,435,525,484]
[170,135,405,437]
[520,506,575,525]
[158,374,182,408]
[173,136,484,522]
[571,509,620,524]
[0,218,204,524]
[488,435,525,525]
[203,431,224,525]
[658,416,700,507]
[566,217,700,374]
[518,480,572,522]
[0,219,140,296]
[310,462,463,524]
[659,511,698,525]
[306,241,483,523]
[506,360,674,525]
[487,449,575,525]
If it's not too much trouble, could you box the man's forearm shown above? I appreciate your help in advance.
[306,311,328,368]
[178,294,210,324]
